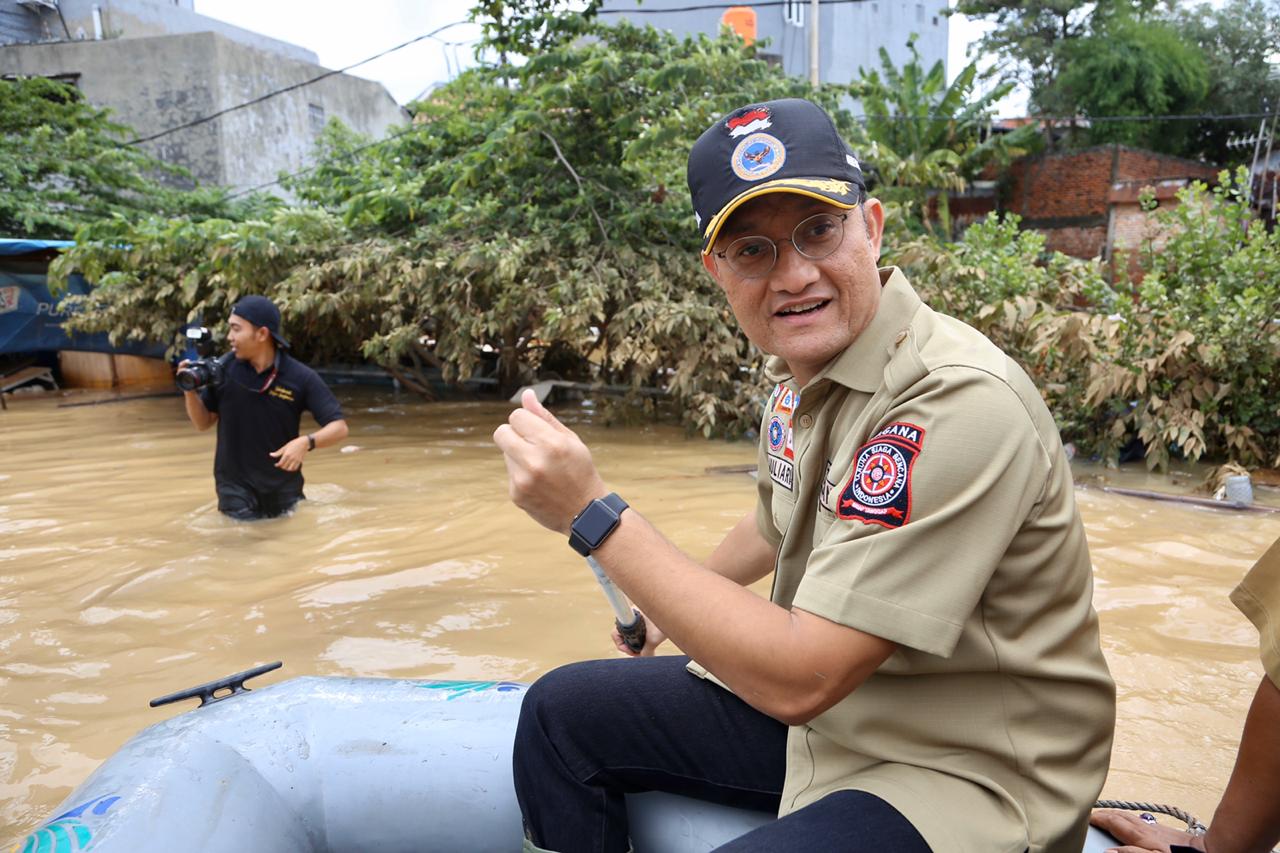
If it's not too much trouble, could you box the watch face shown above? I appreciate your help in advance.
[575,503,620,548]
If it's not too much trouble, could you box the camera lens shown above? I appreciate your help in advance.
[175,364,208,392]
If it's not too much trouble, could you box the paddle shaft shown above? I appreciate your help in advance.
[585,556,647,654]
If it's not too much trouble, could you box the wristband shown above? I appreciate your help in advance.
[307,434,316,451]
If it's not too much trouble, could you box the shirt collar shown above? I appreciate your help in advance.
[763,267,922,394]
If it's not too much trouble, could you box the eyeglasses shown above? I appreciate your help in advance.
[714,212,850,279]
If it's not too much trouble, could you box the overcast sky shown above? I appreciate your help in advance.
[193,0,1018,112]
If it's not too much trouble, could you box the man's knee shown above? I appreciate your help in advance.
[518,660,614,743]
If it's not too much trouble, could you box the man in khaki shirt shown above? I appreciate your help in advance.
[495,98,1114,852]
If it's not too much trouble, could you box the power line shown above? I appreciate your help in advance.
[123,20,474,148]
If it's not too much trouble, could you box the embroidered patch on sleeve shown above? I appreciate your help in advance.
[837,422,925,529]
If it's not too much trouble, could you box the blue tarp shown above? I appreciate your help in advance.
[0,239,75,257]
[0,239,166,358]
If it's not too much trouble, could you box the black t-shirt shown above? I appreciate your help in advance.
[200,352,344,495]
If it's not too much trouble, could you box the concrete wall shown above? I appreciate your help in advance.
[1,0,314,63]
[597,0,947,90]
[0,31,407,194]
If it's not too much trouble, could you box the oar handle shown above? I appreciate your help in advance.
[615,609,647,655]
[586,556,648,654]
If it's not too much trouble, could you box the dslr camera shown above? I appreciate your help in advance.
[174,326,233,392]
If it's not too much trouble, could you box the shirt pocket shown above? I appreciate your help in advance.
[770,488,797,535]
[812,460,839,547]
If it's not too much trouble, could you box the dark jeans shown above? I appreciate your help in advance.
[513,655,932,853]
[215,481,303,521]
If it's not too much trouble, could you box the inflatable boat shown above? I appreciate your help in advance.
[13,664,1120,852]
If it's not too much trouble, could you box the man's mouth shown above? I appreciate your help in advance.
[775,299,829,317]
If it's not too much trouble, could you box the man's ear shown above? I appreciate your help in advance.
[861,198,886,260]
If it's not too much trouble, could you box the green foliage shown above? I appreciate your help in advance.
[849,39,1039,235]
[54,14,845,436]
[953,0,1141,118]
[900,171,1280,470]
[0,77,255,239]
[898,215,1110,446]
[1057,15,1209,153]
[1097,168,1280,468]
[50,209,344,352]
[1168,0,1280,164]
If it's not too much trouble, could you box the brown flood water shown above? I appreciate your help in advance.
[2,388,1279,840]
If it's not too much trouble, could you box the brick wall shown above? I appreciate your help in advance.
[1004,145,1218,263]
[1043,225,1108,259]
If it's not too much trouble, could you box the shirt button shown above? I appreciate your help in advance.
[799,413,814,429]
[895,329,909,346]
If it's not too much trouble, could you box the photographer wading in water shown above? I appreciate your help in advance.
[179,295,348,520]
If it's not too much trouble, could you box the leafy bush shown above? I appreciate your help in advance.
[1087,169,1280,468]
[897,168,1280,469]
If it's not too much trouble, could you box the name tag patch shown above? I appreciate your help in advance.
[269,385,296,402]
[768,456,794,491]
[837,422,925,529]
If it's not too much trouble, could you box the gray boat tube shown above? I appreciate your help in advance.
[13,675,1120,852]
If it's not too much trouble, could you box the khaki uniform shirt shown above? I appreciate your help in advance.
[691,269,1114,852]
[1231,536,1280,686]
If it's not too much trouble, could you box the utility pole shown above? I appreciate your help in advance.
[809,0,820,87]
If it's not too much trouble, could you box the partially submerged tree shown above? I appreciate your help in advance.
[54,12,836,436]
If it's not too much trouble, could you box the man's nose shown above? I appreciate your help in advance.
[768,241,818,292]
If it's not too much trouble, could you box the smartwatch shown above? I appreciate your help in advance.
[568,493,629,557]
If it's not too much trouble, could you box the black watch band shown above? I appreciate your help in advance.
[568,493,629,557]
[307,434,316,451]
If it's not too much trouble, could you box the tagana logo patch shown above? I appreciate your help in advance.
[269,386,295,403]
[0,286,19,315]
[837,422,926,529]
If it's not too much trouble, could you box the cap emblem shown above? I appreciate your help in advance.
[725,107,772,138]
[731,133,786,182]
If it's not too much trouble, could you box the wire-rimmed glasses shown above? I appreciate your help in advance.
[713,212,850,279]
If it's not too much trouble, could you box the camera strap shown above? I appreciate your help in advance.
[255,350,281,394]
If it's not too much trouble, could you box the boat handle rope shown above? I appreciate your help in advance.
[149,661,283,709]
[1094,799,1208,836]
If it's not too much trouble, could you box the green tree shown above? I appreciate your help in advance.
[953,0,1138,122]
[1056,15,1209,154]
[1168,0,1280,164]
[849,39,1039,236]
[0,76,251,239]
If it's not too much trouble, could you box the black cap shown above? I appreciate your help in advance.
[230,295,290,349]
[687,98,866,254]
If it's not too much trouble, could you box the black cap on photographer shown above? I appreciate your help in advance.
[231,295,290,349]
